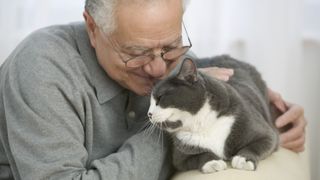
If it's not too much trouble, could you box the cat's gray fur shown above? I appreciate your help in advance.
[149,55,279,172]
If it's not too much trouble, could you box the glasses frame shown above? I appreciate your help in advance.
[105,21,192,68]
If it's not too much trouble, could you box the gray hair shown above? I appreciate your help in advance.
[85,0,190,34]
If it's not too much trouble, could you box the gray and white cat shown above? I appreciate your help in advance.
[147,55,279,173]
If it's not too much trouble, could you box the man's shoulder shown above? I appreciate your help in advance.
[30,22,86,48]
[0,23,90,91]
[19,23,81,56]
[7,23,87,68]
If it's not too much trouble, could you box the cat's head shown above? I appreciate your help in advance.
[148,58,207,133]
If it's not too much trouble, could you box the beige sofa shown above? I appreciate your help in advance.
[172,148,310,180]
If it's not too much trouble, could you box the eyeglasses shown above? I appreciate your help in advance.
[106,22,192,68]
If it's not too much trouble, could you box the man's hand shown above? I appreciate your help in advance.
[268,89,307,152]
[198,67,234,81]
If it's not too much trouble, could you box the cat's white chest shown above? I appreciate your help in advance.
[176,102,235,159]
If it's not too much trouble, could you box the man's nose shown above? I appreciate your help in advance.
[143,55,167,79]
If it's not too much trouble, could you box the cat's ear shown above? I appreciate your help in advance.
[177,58,198,83]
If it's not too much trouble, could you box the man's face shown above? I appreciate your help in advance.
[90,0,184,96]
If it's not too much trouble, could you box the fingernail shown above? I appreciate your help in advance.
[276,120,282,128]
[277,103,286,113]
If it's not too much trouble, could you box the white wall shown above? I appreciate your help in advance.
[185,1,319,179]
[1,0,319,179]
[0,0,83,62]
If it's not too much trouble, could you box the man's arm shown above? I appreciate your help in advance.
[0,57,172,180]
[268,89,307,152]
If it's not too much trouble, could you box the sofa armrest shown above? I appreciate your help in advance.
[172,148,310,180]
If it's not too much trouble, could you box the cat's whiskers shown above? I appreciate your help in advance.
[143,118,158,139]
[148,123,156,136]
[160,124,164,152]
[151,122,159,136]
[138,116,153,133]
[157,122,162,144]
[140,122,151,133]
[157,122,165,152]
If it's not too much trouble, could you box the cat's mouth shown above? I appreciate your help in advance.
[155,120,182,130]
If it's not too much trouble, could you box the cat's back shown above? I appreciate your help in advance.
[198,55,262,84]
[197,55,268,102]
[197,55,272,125]
[197,55,249,70]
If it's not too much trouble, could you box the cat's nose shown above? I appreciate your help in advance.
[148,112,152,119]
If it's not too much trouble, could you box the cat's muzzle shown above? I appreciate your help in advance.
[155,120,182,130]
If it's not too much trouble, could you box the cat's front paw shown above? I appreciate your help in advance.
[201,160,227,173]
[231,155,256,171]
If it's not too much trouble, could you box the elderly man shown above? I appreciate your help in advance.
[0,0,306,179]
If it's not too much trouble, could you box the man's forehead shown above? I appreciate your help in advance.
[107,0,184,52]
[114,1,182,35]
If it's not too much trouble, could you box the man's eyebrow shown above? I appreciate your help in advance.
[121,36,182,52]
[122,45,150,52]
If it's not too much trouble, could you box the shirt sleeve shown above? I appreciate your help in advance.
[0,40,172,180]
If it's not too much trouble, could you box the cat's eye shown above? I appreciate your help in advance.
[156,94,164,105]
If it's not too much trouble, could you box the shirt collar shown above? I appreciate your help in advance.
[71,22,125,104]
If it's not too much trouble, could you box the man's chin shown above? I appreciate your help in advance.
[127,74,155,96]
[131,86,152,96]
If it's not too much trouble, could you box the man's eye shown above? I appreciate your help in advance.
[122,49,150,58]
[162,46,176,53]
[126,52,144,58]
[126,54,139,59]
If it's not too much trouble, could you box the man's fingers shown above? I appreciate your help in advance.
[209,67,234,75]
[283,143,305,153]
[282,134,305,150]
[273,100,287,113]
[294,146,305,152]
[205,67,234,76]
[199,67,234,81]
[280,120,305,144]
[268,89,287,113]
[215,75,230,81]
[276,105,303,128]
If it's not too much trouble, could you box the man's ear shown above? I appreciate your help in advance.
[83,11,98,48]
[177,58,198,83]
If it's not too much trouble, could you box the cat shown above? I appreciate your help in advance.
[147,55,279,173]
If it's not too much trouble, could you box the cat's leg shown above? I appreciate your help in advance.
[231,155,256,171]
[173,147,226,173]
[173,147,212,171]
[201,159,227,173]
[231,136,277,171]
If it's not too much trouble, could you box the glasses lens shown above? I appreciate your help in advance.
[126,56,152,68]
[162,47,190,60]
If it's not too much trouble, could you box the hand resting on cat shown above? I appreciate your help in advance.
[147,55,279,173]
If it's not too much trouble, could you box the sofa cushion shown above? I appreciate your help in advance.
[172,148,309,180]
